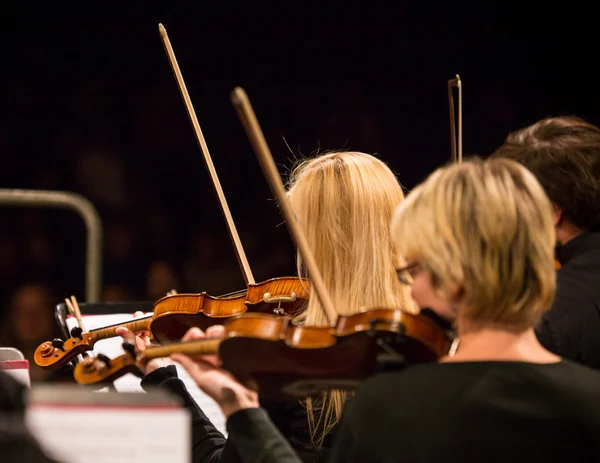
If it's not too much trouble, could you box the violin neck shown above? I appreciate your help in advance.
[143,338,221,360]
[88,316,152,343]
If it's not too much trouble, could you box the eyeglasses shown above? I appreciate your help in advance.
[395,262,423,285]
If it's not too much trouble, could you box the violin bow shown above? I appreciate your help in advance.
[158,24,256,286]
[230,87,338,327]
[447,74,463,357]
[447,74,462,163]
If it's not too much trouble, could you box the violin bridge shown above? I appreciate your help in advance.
[263,291,298,315]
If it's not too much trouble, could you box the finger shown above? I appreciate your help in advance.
[142,335,153,348]
[133,311,145,319]
[181,327,206,342]
[181,352,221,368]
[171,353,219,372]
[135,331,151,348]
[115,327,136,345]
[199,354,221,368]
[171,354,214,378]
[205,325,226,338]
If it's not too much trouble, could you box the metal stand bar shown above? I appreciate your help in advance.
[0,189,103,302]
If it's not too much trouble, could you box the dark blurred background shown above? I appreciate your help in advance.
[0,2,597,380]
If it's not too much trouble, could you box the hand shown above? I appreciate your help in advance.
[178,325,223,367]
[171,325,259,418]
[115,311,173,375]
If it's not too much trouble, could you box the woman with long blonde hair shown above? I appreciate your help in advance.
[120,150,415,462]
[286,151,416,449]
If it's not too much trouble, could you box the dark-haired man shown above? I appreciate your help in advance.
[491,115,600,368]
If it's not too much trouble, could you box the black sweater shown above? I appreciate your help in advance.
[224,360,600,462]
[536,231,600,368]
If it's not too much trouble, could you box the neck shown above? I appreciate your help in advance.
[441,318,560,364]
[556,221,586,246]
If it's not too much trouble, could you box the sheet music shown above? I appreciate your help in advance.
[66,314,227,435]
[27,386,190,463]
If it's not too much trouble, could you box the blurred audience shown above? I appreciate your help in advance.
[0,283,61,383]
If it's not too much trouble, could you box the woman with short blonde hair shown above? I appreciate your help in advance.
[392,156,556,330]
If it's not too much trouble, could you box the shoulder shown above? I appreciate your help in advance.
[549,359,600,390]
[356,363,456,391]
[544,259,600,321]
[556,252,600,288]
[353,360,600,404]
[537,360,600,421]
[348,364,445,412]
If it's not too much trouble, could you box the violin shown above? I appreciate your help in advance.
[34,315,153,370]
[36,275,309,368]
[146,25,309,346]
[74,309,454,396]
[150,277,309,343]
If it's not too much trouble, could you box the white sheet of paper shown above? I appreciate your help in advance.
[66,314,227,435]
[27,387,190,463]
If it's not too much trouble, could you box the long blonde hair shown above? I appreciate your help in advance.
[286,151,416,446]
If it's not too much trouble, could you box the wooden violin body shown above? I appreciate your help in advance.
[150,276,309,343]
[74,308,453,396]
[218,310,452,397]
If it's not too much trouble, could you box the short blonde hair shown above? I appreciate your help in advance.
[391,157,556,329]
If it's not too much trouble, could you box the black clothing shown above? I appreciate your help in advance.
[142,366,228,462]
[225,360,600,462]
[536,231,600,368]
[142,366,327,463]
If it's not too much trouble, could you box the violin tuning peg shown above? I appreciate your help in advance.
[51,338,65,350]
[70,326,84,339]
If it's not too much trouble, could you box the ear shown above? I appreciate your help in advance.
[552,203,563,226]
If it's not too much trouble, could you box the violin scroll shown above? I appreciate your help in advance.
[34,334,94,370]
[74,351,143,386]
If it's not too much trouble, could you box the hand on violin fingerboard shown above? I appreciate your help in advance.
[171,326,259,418]
[115,311,172,375]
